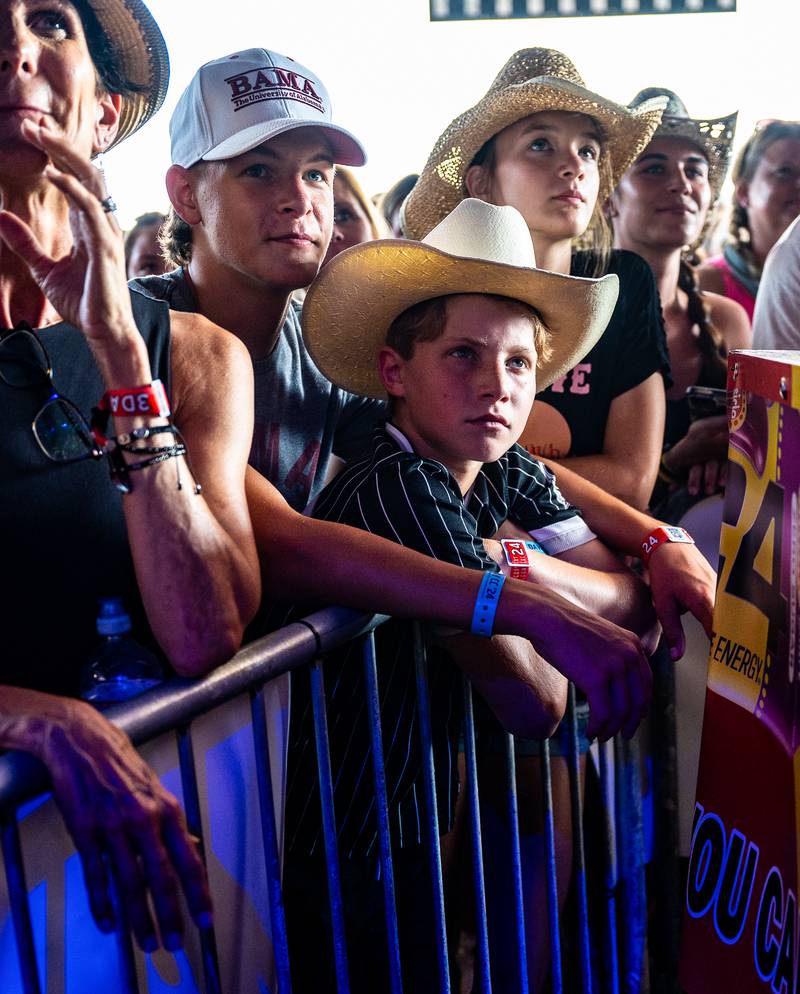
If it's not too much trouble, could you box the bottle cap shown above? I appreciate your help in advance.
[96,596,132,636]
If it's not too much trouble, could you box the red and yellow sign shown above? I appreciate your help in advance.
[681,351,800,994]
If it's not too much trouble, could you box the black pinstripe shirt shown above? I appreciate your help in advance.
[284,425,591,861]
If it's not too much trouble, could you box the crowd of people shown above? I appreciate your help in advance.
[1,0,798,989]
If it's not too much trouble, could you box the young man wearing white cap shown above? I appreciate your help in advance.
[136,48,380,511]
[133,48,715,737]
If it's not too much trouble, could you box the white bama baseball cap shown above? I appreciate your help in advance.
[170,48,367,168]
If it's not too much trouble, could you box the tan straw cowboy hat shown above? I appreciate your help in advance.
[403,47,668,240]
[628,87,737,205]
[86,0,170,148]
[303,198,619,400]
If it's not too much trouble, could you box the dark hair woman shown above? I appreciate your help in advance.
[124,209,168,277]
[611,88,750,512]
[697,120,800,320]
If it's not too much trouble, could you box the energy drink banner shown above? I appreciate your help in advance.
[681,351,800,994]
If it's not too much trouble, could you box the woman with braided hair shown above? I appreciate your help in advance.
[697,120,800,320]
[610,88,750,512]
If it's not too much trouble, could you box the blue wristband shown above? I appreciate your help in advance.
[470,571,507,637]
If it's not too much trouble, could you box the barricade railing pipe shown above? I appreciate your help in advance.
[0,606,661,994]
[615,736,647,994]
[599,739,621,994]
[566,684,593,994]
[412,623,451,994]
[362,631,404,994]
[461,677,492,994]
[1,815,40,994]
[177,725,223,994]
[250,684,292,994]
[541,736,564,994]
[503,731,530,994]
[650,643,682,986]
[310,659,351,993]
[110,869,140,994]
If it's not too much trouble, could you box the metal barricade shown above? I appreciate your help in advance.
[0,607,652,994]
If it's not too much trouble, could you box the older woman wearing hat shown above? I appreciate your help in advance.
[610,88,750,512]
[0,0,262,952]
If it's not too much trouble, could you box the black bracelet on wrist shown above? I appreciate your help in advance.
[107,424,201,496]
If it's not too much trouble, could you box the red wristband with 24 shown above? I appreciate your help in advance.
[640,525,695,560]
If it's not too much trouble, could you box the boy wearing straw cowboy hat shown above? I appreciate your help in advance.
[281,198,660,992]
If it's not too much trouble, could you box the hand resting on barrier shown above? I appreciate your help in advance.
[484,531,656,742]
[0,687,211,953]
[540,457,716,661]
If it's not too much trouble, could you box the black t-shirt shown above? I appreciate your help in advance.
[0,292,171,695]
[531,249,671,458]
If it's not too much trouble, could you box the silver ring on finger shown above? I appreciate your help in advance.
[100,195,118,214]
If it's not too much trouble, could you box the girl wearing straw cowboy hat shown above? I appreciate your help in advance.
[404,48,670,514]
[610,87,749,517]
[404,48,676,991]
[0,0,265,952]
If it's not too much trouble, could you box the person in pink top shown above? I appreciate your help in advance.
[697,120,800,320]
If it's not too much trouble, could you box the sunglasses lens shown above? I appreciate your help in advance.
[34,397,95,462]
[0,330,50,388]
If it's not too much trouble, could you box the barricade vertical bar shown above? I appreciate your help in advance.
[462,678,491,994]
[566,684,592,994]
[614,736,646,994]
[412,623,451,994]
[1,816,42,994]
[504,732,529,994]
[310,659,351,993]
[540,738,563,994]
[650,642,681,989]
[250,687,293,994]
[361,632,403,994]
[599,740,621,994]
[176,727,223,994]
[109,870,140,994]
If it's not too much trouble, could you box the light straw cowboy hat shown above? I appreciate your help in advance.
[627,88,737,205]
[303,198,619,400]
[403,47,668,240]
[85,0,170,148]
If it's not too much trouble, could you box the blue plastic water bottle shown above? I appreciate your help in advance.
[79,597,165,705]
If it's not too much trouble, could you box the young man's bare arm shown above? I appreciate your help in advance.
[128,311,261,672]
